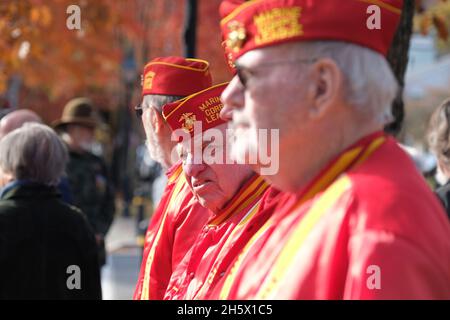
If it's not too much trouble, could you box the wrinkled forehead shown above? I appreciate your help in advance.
[178,123,229,153]
[236,41,296,67]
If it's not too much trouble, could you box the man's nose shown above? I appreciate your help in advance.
[220,76,244,121]
[183,153,206,178]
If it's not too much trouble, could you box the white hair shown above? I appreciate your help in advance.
[141,94,184,168]
[427,98,450,165]
[0,123,68,186]
[291,41,399,125]
[143,94,184,113]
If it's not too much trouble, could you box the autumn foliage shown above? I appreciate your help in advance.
[0,0,228,123]
[415,0,450,45]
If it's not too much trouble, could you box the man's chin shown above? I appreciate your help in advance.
[198,198,221,214]
[194,190,225,211]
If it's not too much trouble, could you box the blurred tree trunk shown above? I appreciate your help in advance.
[384,0,415,136]
[183,0,197,58]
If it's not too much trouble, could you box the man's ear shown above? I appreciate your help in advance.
[307,58,344,119]
[149,107,166,134]
[0,169,14,188]
[438,159,450,179]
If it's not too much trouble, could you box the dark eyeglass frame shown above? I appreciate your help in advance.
[235,58,318,89]
[134,103,145,118]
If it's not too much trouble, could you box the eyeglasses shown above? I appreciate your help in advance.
[134,103,145,118]
[235,58,317,89]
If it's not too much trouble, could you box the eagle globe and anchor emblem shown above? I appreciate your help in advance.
[226,20,246,53]
[179,112,197,133]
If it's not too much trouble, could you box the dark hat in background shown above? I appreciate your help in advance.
[52,97,98,130]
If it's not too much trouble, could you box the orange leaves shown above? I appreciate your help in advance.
[0,0,130,104]
[0,72,7,94]
[197,0,229,83]
[419,14,432,35]
[433,15,449,40]
[415,0,450,41]
[419,13,449,41]
[29,5,52,27]
[0,0,231,117]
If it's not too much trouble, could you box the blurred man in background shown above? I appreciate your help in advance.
[53,98,115,267]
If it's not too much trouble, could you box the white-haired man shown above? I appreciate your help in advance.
[134,57,212,300]
[217,0,450,299]
[161,83,272,299]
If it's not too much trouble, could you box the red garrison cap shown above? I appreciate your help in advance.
[141,56,212,96]
[162,83,229,137]
[220,0,403,64]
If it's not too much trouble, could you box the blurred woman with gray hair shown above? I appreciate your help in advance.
[427,98,450,218]
[0,123,101,299]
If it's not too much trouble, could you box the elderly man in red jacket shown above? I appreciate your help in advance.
[134,57,212,300]
[161,83,273,299]
[216,0,450,299]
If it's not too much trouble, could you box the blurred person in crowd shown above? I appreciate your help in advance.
[133,142,163,257]
[53,98,115,267]
[0,97,11,119]
[0,109,42,140]
[0,123,101,299]
[134,57,212,299]
[162,83,274,299]
[0,109,74,204]
[427,98,450,218]
[217,0,450,299]
[134,142,163,209]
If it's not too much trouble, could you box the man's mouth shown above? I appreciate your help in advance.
[192,179,214,193]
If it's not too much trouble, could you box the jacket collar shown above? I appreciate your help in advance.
[0,180,60,200]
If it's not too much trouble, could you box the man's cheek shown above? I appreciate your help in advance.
[184,175,194,192]
[142,123,151,138]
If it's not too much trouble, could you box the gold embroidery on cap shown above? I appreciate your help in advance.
[143,71,156,90]
[199,97,223,124]
[221,41,236,68]
[179,113,197,132]
[226,52,236,69]
[226,20,246,53]
[254,7,303,45]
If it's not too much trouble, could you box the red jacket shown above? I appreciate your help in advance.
[134,162,209,300]
[218,132,450,299]
[164,174,271,300]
